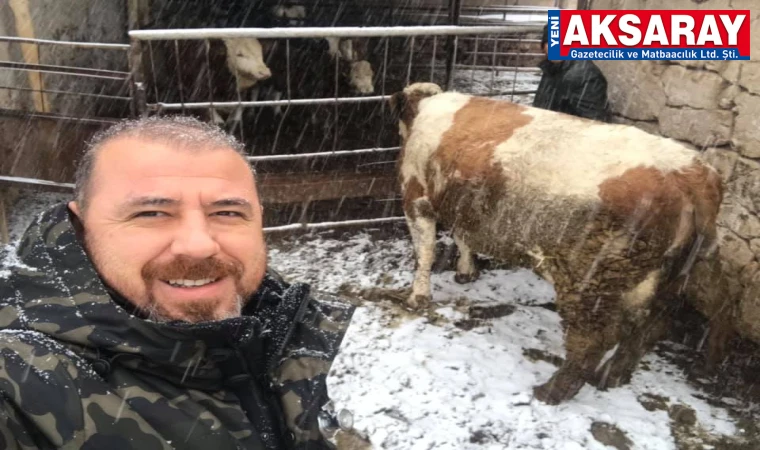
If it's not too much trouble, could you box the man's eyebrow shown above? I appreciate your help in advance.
[120,196,179,211]
[209,198,253,210]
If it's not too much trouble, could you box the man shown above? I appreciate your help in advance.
[533,24,610,122]
[0,116,354,449]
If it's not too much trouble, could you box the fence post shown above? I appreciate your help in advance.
[128,38,148,118]
[127,0,148,118]
[444,0,462,91]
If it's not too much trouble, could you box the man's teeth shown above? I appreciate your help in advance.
[166,278,216,287]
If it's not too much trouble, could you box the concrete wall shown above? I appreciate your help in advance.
[0,0,130,118]
[589,0,760,343]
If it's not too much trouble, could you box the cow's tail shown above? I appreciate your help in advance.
[665,162,724,284]
[389,82,443,123]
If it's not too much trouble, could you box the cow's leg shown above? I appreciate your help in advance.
[453,233,479,284]
[406,198,436,309]
[533,292,617,404]
[594,307,670,389]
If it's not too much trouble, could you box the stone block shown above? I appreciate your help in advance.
[731,158,760,213]
[721,61,742,84]
[733,92,760,158]
[739,61,760,96]
[662,65,727,110]
[658,107,732,147]
[702,147,739,182]
[718,233,755,269]
[596,60,666,121]
[718,202,760,241]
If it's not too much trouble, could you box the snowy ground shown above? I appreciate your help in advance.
[267,230,750,450]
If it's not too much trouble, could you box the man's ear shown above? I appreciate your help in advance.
[67,201,86,241]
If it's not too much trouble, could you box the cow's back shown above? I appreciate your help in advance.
[399,92,720,261]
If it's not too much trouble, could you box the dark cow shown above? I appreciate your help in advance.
[390,82,724,404]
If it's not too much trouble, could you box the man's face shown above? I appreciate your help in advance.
[69,137,266,323]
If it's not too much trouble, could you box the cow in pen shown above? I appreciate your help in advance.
[390,82,724,404]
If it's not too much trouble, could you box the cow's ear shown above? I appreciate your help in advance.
[389,91,406,119]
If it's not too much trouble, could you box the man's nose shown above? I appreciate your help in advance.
[170,215,220,259]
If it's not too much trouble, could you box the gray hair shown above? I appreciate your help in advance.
[74,115,249,210]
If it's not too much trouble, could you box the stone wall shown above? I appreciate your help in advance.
[589,0,760,343]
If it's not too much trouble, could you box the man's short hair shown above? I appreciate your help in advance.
[541,24,549,48]
[75,115,248,210]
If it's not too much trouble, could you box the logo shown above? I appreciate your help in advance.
[547,10,750,61]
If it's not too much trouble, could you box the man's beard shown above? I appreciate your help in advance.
[144,292,245,323]
[140,255,251,323]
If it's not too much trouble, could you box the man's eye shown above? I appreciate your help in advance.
[214,211,244,218]
[134,211,167,218]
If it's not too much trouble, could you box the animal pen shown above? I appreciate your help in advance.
[0,2,548,240]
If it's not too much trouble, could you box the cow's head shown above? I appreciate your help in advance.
[223,38,272,89]
[271,4,307,25]
[325,37,375,95]
[390,82,443,141]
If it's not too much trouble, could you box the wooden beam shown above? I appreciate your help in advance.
[8,0,49,112]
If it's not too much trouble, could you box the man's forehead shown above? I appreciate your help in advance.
[96,137,250,175]
[91,137,256,198]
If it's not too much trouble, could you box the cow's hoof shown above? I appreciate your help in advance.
[454,271,480,284]
[407,294,431,310]
[532,375,585,405]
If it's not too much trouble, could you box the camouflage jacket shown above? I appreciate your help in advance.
[0,204,355,449]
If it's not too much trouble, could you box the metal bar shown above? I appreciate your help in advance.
[0,84,131,100]
[129,25,543,41]
[430,36,437,82]
[510,34,522,102]
[147,41,159,104]
[458,52,544,57]
[455,64,541,71]
[0,36,130,50]
[444,0,462,91]
[458,37,541,43]
[263,216,405,233]
[247,146,399,162]
[204,39,216,122]
[481,89,537,97]
[173,40,186,114]
[150,94,390,111]
[406,36,415,86]
[0,175,75,191]
[381,37,389,112]
[0,65,128,81]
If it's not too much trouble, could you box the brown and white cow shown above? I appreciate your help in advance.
[390,82,724,404]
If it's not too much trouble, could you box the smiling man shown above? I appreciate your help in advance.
[0,116,354,449]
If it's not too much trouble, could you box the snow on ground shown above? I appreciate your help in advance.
[267,231,740,450]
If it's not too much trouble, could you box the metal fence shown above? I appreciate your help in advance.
[0,36,132,120]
